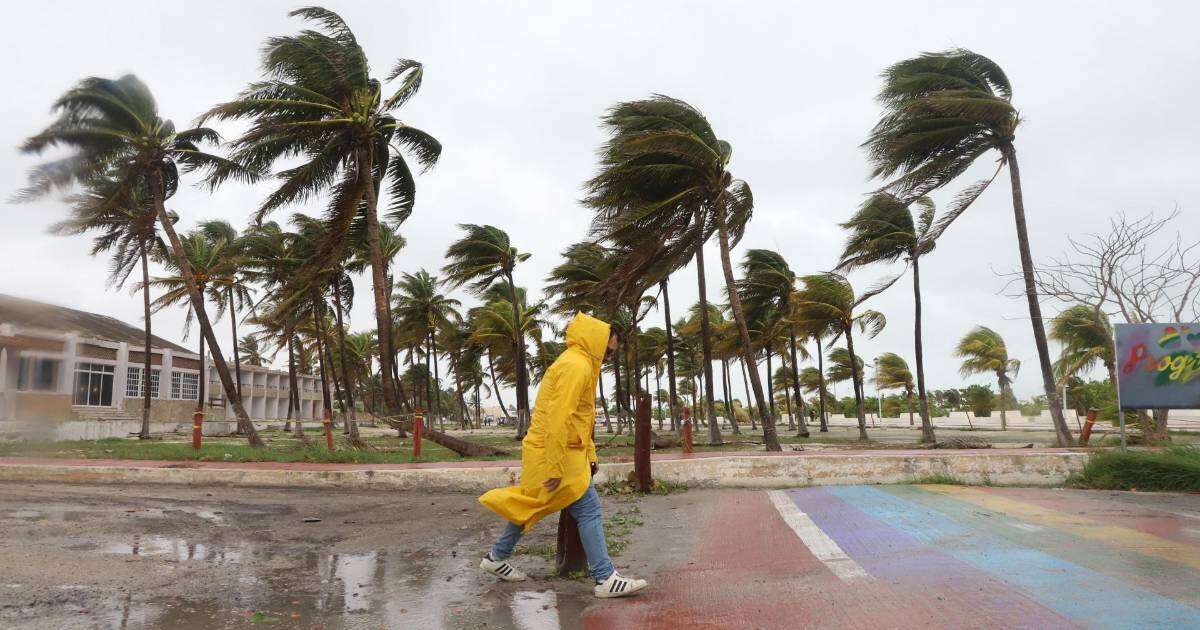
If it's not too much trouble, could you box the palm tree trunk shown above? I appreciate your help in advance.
[286,335,297,435]
[844,325,869,441]
[655,364,663,430]
[788,328,810,438]
[359,150,401,416]
[505,270,530,439]
[148,175,262,447]
[198,329,205,409]
[486,350,511,424]
[228,286,244,433]
[766,350,777,429]
[598,376,613,433]
[432,336,444,431]
[312,296,334,425]
[661,279,680,432]
[332,281,359,439]
[613,348,625,435]
[906,388,915,426]
[692,211,723,446]
[783,376,794,432]
[424,331,434,418]
[293,335,306,437]
[999,379,1009,431]
[911,256,937,443]
[740,358,755,430]
[325,335,347,428]
[723,358,739,435]
[138,241,152,440]
[1001,144,1073,446]
[715,210,778,450]
[815,337,829,432]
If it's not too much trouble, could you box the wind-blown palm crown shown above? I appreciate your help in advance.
[826,348,864,385]
[1049,305,1115,385]
[875,353,914,392]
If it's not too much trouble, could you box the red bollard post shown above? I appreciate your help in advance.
[1079,408,1099,446]
[322,408,335,451]
[681,406,694,455]
[192,406,203,450]
[413,407,424,458]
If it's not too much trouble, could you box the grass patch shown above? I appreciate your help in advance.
[911,473,969,485]
[604,506,643,556]
[597,477,687,496]
[1068,446,1200,492]
[513,542,555,559]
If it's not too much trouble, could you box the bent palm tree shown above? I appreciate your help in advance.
[792,273,885,441]
[837,193,945,442]
[955,326,1020,430]
[443,225,532,437]
[203,6,441,418]
[584,96,776,450]
[18,74,263,446]
[864,48,1071,445]
[51,178,166,439]
[876,352,917,426]
[1049,305,1116,388]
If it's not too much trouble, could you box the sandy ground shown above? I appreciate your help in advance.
[0,481,693,629]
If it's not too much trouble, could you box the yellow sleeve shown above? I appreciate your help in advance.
[542,361,592,478]
[586,425,598,465]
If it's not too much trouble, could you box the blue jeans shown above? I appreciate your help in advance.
[489,482,614,582]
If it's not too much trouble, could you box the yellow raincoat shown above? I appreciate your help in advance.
[479,312,609,532]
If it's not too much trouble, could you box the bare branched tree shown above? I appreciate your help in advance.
[1013,209,1199,439]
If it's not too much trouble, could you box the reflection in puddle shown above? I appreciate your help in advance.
[512,590,561,630]
[102,535,244,564]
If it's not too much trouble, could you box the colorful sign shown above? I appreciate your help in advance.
[1114,323,1200,409]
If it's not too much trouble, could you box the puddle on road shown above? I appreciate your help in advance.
[71,530,592,629]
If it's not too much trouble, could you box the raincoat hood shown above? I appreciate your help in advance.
[565,312,611,364]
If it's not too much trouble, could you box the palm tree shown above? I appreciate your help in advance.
[203,7,441,418]
[826,347,864,399]
[876,352,917,427]
[799,366,833,426]
[197,220,254,418]
[238,336,268,367]
[51,178,166,439]
[393,270,461,426]
[443,224,533,437]
[1050,305,1116,388]
[792,273,885,440]
[955,326,1020,430]
[738,249,811,437]
[583,96,777,450]
[864,48,1072,446]
[17,74,262,445]
[837,193,945,442]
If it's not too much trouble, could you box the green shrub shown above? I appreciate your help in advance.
[1070,446,1200,492]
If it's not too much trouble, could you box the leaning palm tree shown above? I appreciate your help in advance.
[17,73,262,445]
[443,224,532,437]
[197,220,254,412]
[955,326,1020,430]
[583,96,777,450]
[51,178,166,439]
[202,6,441,418]
[738,249,811,437]
[876,352,917,427]
[1050,305,1116,390]
[864,48,1072,446]
[792,273,885,441]
[837,193,946,442]
[238,336,268,367]
[826,347,864,397]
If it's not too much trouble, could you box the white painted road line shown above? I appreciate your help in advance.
[767,490,873,584]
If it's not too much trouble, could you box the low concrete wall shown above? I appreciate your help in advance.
[0,451,1088,491]
[0,419,240,440]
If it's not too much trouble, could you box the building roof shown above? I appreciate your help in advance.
[0,293,191,354]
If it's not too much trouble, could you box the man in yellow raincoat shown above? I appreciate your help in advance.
[478,312,649,598]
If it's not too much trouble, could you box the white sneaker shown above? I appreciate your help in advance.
[480,555,527,582]
[593,572,649,598]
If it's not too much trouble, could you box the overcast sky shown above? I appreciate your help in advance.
[3,0,1198,404]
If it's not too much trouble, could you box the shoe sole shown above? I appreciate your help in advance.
[594,582,648,598]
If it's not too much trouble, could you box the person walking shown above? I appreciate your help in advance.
[478,312,649,598]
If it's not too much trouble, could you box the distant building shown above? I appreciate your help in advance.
[0,293,322,425]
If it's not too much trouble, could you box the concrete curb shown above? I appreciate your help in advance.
[0,451,1088,491]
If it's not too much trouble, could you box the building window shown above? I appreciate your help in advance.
[170,371,200,401]
[125,367,160,398]
[16,357,60,392]
[73,362,114,406]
